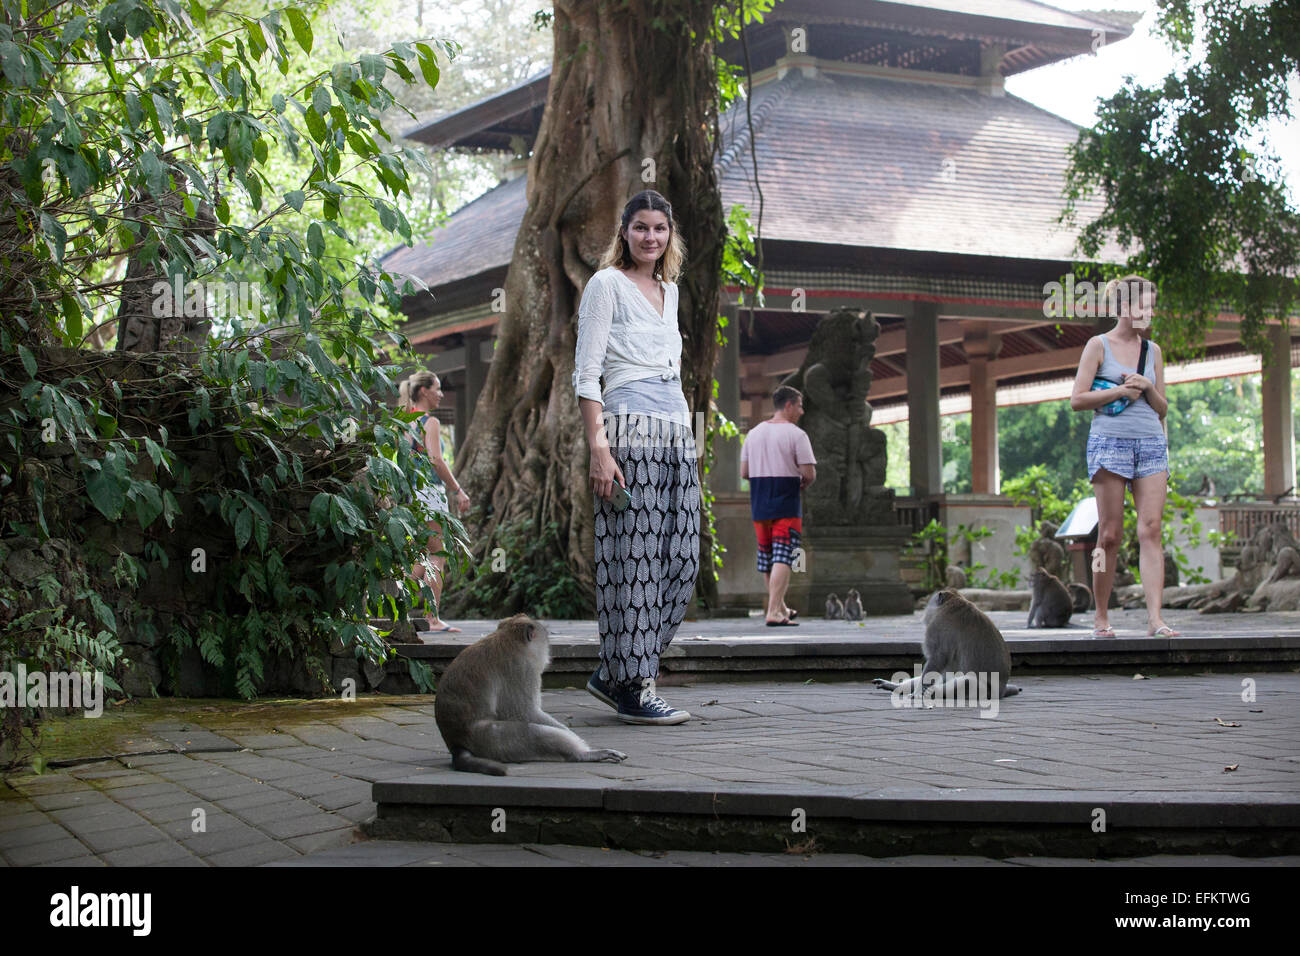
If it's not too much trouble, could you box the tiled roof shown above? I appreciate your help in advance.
[381,174,525,290]
[717,69,1116,260]
[402,3,1135,149]
[382,69,1120,294]
[847,0,1130,32]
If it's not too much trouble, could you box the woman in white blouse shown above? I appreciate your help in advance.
[572,189,700,725]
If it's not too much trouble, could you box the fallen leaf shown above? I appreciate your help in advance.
[1223,764,1238,773]
[1214,717,1241,728]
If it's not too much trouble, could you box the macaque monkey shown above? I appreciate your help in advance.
[1027,568,1073,628]
[825,593,844,619]
[873,589,1021,700]
[1069,582,1092,613]
[843,589,864,621]
[434,614,627,775]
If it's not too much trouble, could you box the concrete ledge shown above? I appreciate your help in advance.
[392,626,1300,685]
[365,781,1300,857]
[373,774,1300,828]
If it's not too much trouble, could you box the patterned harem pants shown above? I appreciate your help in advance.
[594,415,701,686]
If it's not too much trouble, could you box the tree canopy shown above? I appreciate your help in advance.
[1063,0,1300,358]
[0,0,460,708]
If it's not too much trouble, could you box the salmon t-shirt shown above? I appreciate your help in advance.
[740,420,816,520]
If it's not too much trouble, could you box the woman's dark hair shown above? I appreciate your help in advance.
[599,189,685,282]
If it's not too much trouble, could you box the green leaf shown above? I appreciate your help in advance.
[359,53,386,82]
[284,189,305,212]
[0,40,24,85]
[17,344,36,378]
[309,492,330,526]
[415,43,440,89]
[286,8,313,54]
[133,481,163,528]
[311,85,331,116]
[234,506,253,549]
[307,222,324,258]
[39,212,67,262]
[244,172,262,211]
[304,106,326,144]
[85,464,126,520]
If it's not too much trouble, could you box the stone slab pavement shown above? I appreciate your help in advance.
[1,673,1297,866]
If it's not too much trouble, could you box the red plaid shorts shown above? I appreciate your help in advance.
[753,517,802,572]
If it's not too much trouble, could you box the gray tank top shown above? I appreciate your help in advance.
[602,374,691,430]
[1090,334,1164,439]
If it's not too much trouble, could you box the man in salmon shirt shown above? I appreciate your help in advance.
[740,386,817,626]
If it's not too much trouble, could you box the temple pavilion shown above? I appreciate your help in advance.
[380,0,1296,606]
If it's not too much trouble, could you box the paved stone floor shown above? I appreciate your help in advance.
[2,674,1297,866]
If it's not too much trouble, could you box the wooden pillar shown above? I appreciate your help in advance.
[453,381,468,454]
[906,301,942,497]
[455,333,491,456]
[964,326,1002,494]
[712,301,742,493]
[1262,321,1295,496]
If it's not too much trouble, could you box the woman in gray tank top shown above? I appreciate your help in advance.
[1069,275,1178,638]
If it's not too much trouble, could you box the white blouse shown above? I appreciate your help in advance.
[571,267,683,405]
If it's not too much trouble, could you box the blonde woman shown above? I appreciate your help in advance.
[1069,275,1177,638]
[401,371,471,633]
[572,189,699,725]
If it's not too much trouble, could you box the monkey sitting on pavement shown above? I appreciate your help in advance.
[434,614,627,775]
[1027,568,1073,627]
[842,588,863,621]
[873,589,1021,701]
[825,593,844,620]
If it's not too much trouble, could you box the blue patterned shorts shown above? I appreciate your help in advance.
[1086,434,1168,483]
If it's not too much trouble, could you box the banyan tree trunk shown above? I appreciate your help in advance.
[449,0,725,616]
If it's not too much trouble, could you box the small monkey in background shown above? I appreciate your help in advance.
[825,593,844,619]
[873,589,1021,700]
[434,614,627,775]
[843,589,863,621]
[1027,568,1073,627]
[1069,582,1092,613]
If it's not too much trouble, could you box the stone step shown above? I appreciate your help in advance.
[350,610,1300,695]
[366,774,1300,857]
[390,614,1300,687]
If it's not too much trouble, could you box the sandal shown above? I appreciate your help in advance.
[1092,625,1116,638]
[1149,624,1181,637]
[765,618,799,627]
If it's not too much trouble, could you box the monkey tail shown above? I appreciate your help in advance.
[451,748,509,776]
